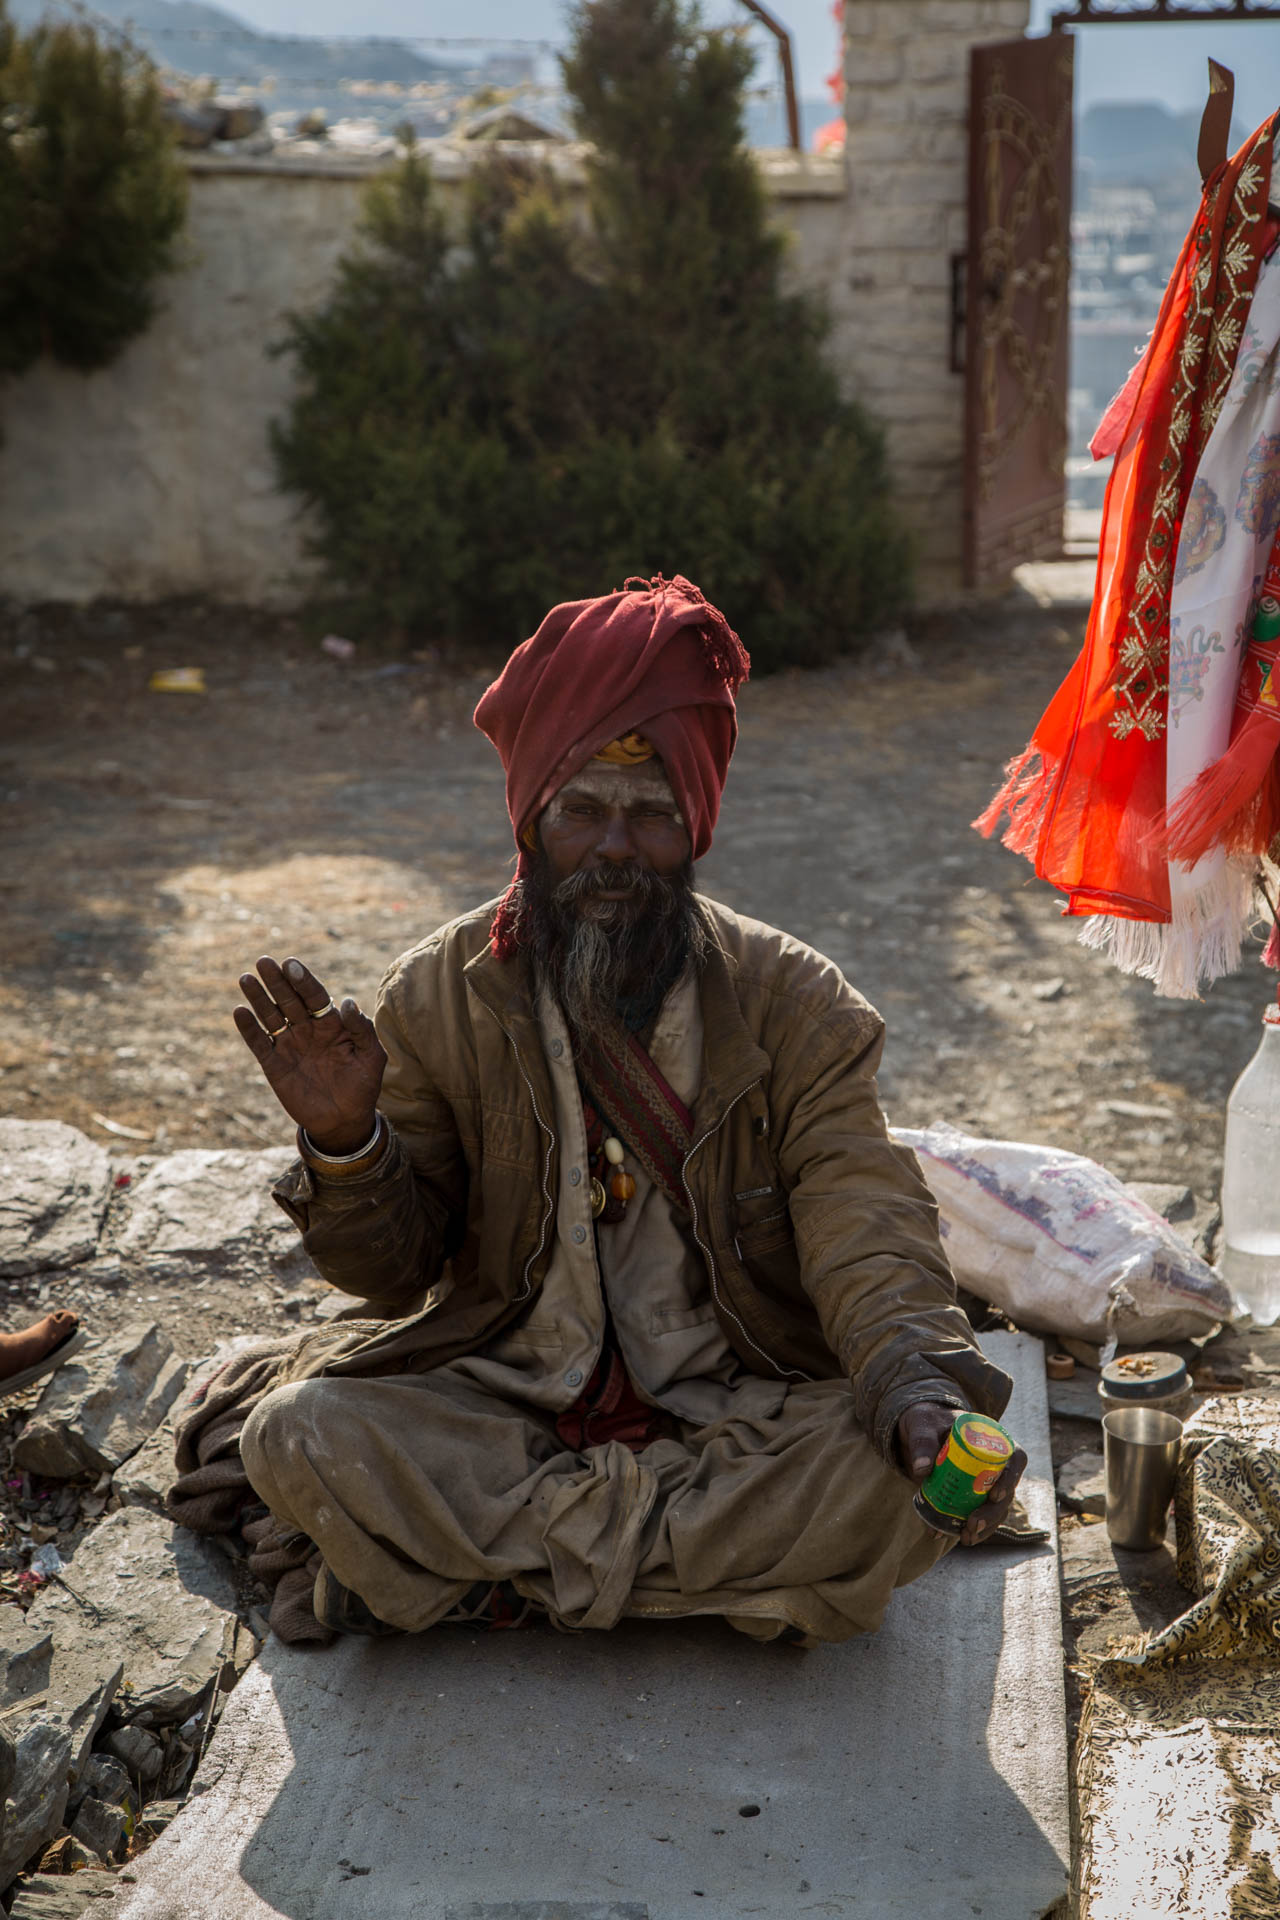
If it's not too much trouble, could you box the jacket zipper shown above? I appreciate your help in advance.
[682,1084,812,1385]
[500,1023,555,1303]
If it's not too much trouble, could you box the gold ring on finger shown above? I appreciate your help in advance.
[309,1000,338,1019]
[266,1025,288,1040]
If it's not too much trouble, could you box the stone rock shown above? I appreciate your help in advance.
[1126,1181,1194,1223]
[13,1325,188,1479]
[1046,1363,1104,1424]
[107,1149,314,1283]
[77,1752,133,1811]
[0,1721,14,1801]
[35,1834,98,1875]
[134,1795,182,1835]
[1124,1181,1220,1263]
[114,1338,270,1512]
[71,1792,127,1862]
[8,1869,121,1917]
[2,1629,119,1779]
[0,1714,74,1887]
[312,1289,352,1322]
[1031,977,1066,1002]
[0,1121,111,1277]
[113,1420,177,1511]
[1,1597,120,1879]
[1056,1448,1107,1516]
[2,1603,53,1709]
[23,1507,239,1727]
[102,1723,164,1786]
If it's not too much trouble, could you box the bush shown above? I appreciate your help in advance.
[0,1,186,375]
[273,0,910,670]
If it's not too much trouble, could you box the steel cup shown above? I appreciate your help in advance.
[1102,1406,1182,1551]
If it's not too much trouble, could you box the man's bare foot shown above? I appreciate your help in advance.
[0,1310,83,1396]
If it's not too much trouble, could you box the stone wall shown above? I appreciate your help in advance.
[0,0,1037,613]
[0,147,844,610]
[837,0,1032,599]
[0,161,370,609]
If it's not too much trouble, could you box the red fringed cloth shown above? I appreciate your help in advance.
[976,116,1279,933]
[473,575,749,961]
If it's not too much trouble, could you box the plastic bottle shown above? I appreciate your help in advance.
[1220,988,1280,1325]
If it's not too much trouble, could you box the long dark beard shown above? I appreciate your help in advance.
[508,856,706,1044]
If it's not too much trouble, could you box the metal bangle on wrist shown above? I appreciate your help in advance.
[299,1115,384,1166]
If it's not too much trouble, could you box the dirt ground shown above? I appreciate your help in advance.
[4,587,1273,1214]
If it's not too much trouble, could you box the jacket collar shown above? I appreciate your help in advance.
[462,898,770,1137]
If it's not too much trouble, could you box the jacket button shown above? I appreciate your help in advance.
[550,1038,565,1057]
[569,1166,582,1186]
[565,1369,584,1389]
[571,1223,587,1244]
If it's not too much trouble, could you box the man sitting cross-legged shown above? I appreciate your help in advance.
[177,574,1023,1646]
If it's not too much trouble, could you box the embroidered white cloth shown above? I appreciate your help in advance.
[1083,245,1280,996]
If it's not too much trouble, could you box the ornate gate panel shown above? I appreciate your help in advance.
[963,35,1074,589]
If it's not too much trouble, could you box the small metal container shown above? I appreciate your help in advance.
[1102,1406,1183,1551]
[1098,1350,1193,1422]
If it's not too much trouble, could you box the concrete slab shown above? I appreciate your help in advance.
[115,1332,1067,1920]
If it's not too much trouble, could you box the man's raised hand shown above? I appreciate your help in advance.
[233,956,387,1154]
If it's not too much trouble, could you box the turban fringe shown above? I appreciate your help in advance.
[474,574,748,960]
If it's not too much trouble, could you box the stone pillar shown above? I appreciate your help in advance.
[837,0,1031,603]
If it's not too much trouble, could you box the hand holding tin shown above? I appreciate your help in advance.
[899,1404,1027,1548]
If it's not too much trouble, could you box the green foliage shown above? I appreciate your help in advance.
[273,0,910,669]
[0,0,186,375]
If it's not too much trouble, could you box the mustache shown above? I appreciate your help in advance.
[551,862,669,909]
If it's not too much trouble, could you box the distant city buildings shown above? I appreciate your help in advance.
[1068,101,1209,510]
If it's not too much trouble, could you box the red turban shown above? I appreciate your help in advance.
[474,574,750,957]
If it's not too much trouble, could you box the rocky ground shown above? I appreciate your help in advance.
[3,589,1280,1913]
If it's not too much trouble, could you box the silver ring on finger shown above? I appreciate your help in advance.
[309,999,338,1019]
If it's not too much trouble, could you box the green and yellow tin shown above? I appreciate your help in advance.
[913,1413,1015,1535]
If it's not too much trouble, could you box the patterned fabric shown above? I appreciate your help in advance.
[574,1021,695,1219]
[554,1340,670,1455]
[975,113,1279,985]
[1142,253,1280,997]
[594,732,655,765]
[1165,530,1280,875]
[1109,140,1277,747]
[1077,1397,1280,1918]
[1173,477,1229,585]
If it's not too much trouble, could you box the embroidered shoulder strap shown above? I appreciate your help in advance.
[575,1024,694,1217]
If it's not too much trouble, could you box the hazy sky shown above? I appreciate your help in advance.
[227,0,1280,132]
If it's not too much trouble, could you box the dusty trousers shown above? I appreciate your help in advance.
[240,1369,952,1643]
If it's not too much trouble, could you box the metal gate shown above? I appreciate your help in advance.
[963,34,1075,589]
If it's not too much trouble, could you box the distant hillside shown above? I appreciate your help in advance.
[1076,99,1249,203]
[6,0,465,108]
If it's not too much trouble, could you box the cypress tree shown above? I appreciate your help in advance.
[0,1,187,376]
[274,0,910,667]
